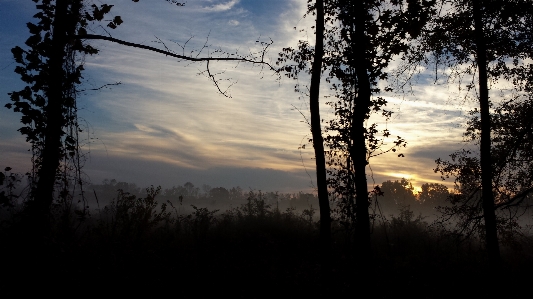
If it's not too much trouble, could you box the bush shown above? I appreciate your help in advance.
[97,185,171,240]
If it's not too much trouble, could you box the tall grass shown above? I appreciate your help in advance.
[0,188,531,298]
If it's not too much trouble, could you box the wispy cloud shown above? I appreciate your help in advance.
[203,0,240,12]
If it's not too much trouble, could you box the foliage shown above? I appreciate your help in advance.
[413,0,533,262]
[418,0,533,86]
[379,178,418,208]
[1,177,531,297]
[237,191,273,220]
[389,205,427,229]
[463,98,533,207]
[99,185,171,239]
[5,0,125,215]
[163,182,200,200]
[435,97,533,241]
[188,204,219,241]
[277,1,435,240]
[418,183,450,206]
[0,167,22,209]
[209,187,230,200]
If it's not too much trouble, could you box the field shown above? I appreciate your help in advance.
[1,189,532,298]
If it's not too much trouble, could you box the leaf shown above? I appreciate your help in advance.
[113,16,123,26]
[78,27,87,36]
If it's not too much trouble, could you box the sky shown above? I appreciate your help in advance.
[0,0,479,194]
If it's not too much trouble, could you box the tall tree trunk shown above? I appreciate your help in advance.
[310,0,331,254]
[32,0,71,222]
[351,0,371,257]
[472,0,501,266]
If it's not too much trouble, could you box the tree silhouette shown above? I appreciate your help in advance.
[209,187,230,200]
[423,0,533,266]
[380,179,418,207]
[418,183,449,209]
[435,97,533,253]
[321,0,432,256]
[6,0,124,228]
[308,0,332,255]
[277,0,332,255]
[278,0,433,257]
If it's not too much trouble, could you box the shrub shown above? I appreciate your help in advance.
[98,185,171,240]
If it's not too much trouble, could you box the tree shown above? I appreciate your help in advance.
[423,0,533,266]
[278,0,432,256]
[308,0,332,254]
[435,96,533,250]
[7,0,124,227]
[418,183,450,208]
[321,0,432,255]
[228,186,244,201]
[379,179,418,211]
[209,187,230,200]
[278,0,332,253]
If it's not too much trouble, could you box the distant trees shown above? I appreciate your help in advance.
[379,179,417,208]
[209,187,230,200]
[7,1,533,273]
[418,183,450,209]
[377,179,449,215]
[229,187,245,201]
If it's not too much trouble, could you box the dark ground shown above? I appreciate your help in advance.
[1,204,532,298]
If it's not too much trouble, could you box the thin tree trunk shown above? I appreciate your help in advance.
[32,0,72,222]
[310,0,331,254]
[351,0,372,257]
[472,0,501,266]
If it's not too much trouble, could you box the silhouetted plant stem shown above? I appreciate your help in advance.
[472,0,500,267]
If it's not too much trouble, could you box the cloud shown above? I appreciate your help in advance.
[203,0,240,12]
[228,19,240,26]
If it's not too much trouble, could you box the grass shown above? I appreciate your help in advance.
[1,190,532,297]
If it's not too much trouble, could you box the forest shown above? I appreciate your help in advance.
[1,0,532,297]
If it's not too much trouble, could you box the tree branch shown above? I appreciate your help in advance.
[495,186,533,210]
[76,34,278,71]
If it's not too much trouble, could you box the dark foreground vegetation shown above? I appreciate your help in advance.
[1,186,531,298]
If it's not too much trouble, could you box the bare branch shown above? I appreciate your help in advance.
[79,81,122,92]
[203,60,236,98]
[76,34,278,72]
[495,186,533,210]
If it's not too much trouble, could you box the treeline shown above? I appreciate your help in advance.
[376,179,450,218]
[88,179,320,215]
[83,178,454,221]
